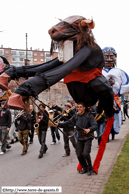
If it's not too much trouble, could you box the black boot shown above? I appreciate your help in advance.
[87,166,93,176]
[44,146,48,154]
[38,153,43,159]
[6,144,11,149]
[10,140,14,144]
[15,137,19,142]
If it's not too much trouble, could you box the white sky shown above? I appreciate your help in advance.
[0,0,129,74]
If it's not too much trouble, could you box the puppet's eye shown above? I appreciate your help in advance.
[110,55,115,59]
[104,55,108,59]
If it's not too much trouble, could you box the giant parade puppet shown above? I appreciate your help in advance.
[102,47,129,137]
[0,15,114,174]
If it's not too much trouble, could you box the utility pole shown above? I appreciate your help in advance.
[25,33,30,66]
[26,33,28,60]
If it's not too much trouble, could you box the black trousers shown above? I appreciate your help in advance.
[63,130,76,155]
[38,131,47,154]
[29,127,35,142]
[124,109,129,119]
[76,139,93,171]
[50,127,60,143]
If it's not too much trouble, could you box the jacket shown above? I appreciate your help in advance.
[0,108,11,128]
[38,110,49,131]
[58,111,98,140]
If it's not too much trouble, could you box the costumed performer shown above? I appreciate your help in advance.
[102,47,129,138]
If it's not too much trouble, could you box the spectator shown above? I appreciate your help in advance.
[123,100,129,120]
[0,101,11,155]
[9,109,19,144]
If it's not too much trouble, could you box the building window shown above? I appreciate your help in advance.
[34,58,37,62]
[0,49,4,55]
[45,53,51,57]
[12,57,16,62]
[19,51,25,56]
[34,53,37,56]
[19,58,24,62]
[41,59,43,62]
[28,51,32,57]
[41,53,43,56]
[11,51,16,55]
[5,50,9,54]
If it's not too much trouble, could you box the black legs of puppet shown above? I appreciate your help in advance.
[0,58,62,92]
[5,75,48,110]
[5,53,87,110]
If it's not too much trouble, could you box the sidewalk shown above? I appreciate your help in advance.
[24,119,129,194]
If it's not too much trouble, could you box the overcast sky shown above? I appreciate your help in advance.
[0,0,129,74]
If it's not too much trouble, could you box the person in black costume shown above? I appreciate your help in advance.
[37,103,49,158]
[0,15,114,174]
[29,105,36,144]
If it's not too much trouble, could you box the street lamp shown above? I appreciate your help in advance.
[25,33,30,66]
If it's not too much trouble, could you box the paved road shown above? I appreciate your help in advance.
[1,119,129,194]
[0,129,77,187]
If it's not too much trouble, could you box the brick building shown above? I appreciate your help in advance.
[0,45,57,66]
[0,46,71,107]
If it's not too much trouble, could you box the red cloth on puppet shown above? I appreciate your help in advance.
[92,117,114,174]
[64,67,103,83]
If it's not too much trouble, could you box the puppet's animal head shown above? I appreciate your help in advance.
[48,15,96,55]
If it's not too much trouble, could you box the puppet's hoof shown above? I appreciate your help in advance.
[4,93,26,110]
[0,73,10,90]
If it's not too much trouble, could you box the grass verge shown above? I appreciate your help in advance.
[102,133,129,194]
